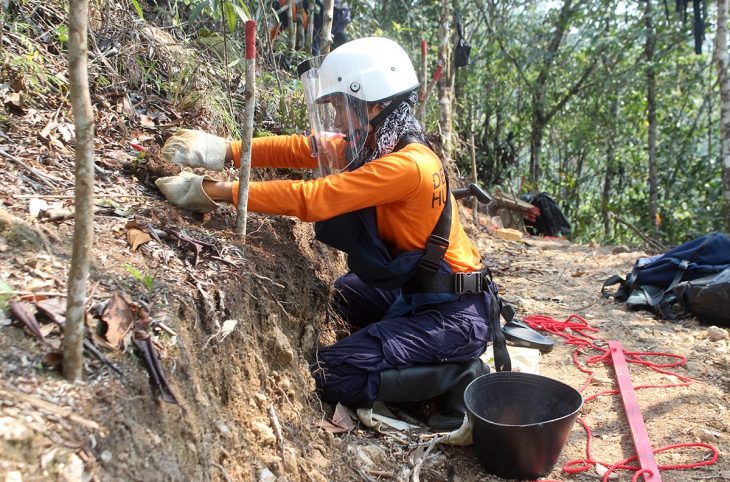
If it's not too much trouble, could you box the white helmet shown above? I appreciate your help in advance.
[297,37,419,175]
[316,37,419,104]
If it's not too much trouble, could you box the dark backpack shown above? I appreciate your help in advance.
[603,233,730,324]
[454,15,471,68]
[670,268,730,325]
[522,192,571,237]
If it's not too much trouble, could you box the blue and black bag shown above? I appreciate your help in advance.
[602,233,730,325]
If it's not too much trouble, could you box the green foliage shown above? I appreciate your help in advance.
[110,0,726,248]
[123,264,155,294]
[53,25,68,49]
[130,0,145,20]
[0,280,13,310]
[188,0,249,32]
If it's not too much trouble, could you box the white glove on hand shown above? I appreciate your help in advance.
[161,129,227,171]
[155,171,219,213]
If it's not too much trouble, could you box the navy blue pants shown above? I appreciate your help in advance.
[312,273,491,408]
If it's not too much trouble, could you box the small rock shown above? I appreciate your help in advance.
[0,417,32,441]
[253,392,268,407]
[699,428,721,443]
[495,228,523,242]
[352,446,375,470]
[282,447,299,475]
[713,345,728,355]
[717,355,730,368]
[217,422,231,438]
[357,444,386,466]
[266,325,295,366]
[707,326,728,342]
[100,450,112,463]
[258,468,276,482]
[5,471,22,482]
[186,441,197,453]
[251,421,276,446]
[60,453,84,482]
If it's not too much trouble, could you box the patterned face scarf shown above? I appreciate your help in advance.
[356,90,429,166]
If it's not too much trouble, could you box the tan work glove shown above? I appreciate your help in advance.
[155,171,219,213]
[161,129,227,171]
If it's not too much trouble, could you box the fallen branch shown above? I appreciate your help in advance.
[268,405,285,453]
[13,193,152,199]
[608,211,666,251]
[409,435,444,482]
[0,148,64,188]
[0,386,102,431]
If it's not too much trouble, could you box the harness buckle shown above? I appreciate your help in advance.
[454,272,483,294]
[420,235,450,272]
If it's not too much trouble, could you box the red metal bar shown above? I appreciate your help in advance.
[608,340,662,482]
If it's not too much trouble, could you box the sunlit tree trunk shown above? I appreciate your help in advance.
[716,0,730,232]
[65,0,95,381]
[527,0,583,188]
[288,0,296,53]
[644,0,659,233]
[319,0,334,55]
[305,0,314,55]
[602,93,619,236]
[437,0,453,163]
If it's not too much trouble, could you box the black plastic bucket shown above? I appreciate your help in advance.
[464,372,583,480]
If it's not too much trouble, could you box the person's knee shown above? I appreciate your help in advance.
[310,351,377,408]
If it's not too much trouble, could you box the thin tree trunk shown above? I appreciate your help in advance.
[437,0,453,163]
[602,93,619,236]
[65,0,95,381]
[645,0,659,233]
[305,0,314,55]
[529,110,544,186]
[716,0,730,232]
[470,132,478,225]
[295,0,305,51]
[419,40,427,124]
[288,0,296,53]
[319,0,334,55]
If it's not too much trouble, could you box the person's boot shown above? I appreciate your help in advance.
[376,358,489,431]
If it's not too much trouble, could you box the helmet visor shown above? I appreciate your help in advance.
[298,57,369,176]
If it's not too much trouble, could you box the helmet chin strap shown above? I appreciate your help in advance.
[368,93,411,130]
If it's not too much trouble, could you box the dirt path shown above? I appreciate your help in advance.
[1,155,727,481]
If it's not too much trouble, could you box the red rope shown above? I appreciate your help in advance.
[523,314,719,482]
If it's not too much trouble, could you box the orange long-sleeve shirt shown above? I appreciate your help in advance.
[230,135,482,273]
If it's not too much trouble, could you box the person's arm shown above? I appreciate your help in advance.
[229,152,422,221]
[228,134,319,170]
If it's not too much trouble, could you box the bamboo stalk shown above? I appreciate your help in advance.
[235,20,257,238]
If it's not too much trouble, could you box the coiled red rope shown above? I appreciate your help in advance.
[523,314,719,482]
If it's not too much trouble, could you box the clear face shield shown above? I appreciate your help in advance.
[298,57,369,176]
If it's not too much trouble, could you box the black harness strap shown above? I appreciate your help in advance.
[395,136,511,372]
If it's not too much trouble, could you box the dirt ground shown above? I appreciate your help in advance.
[2,126,729,481]
[1,5,728,482]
